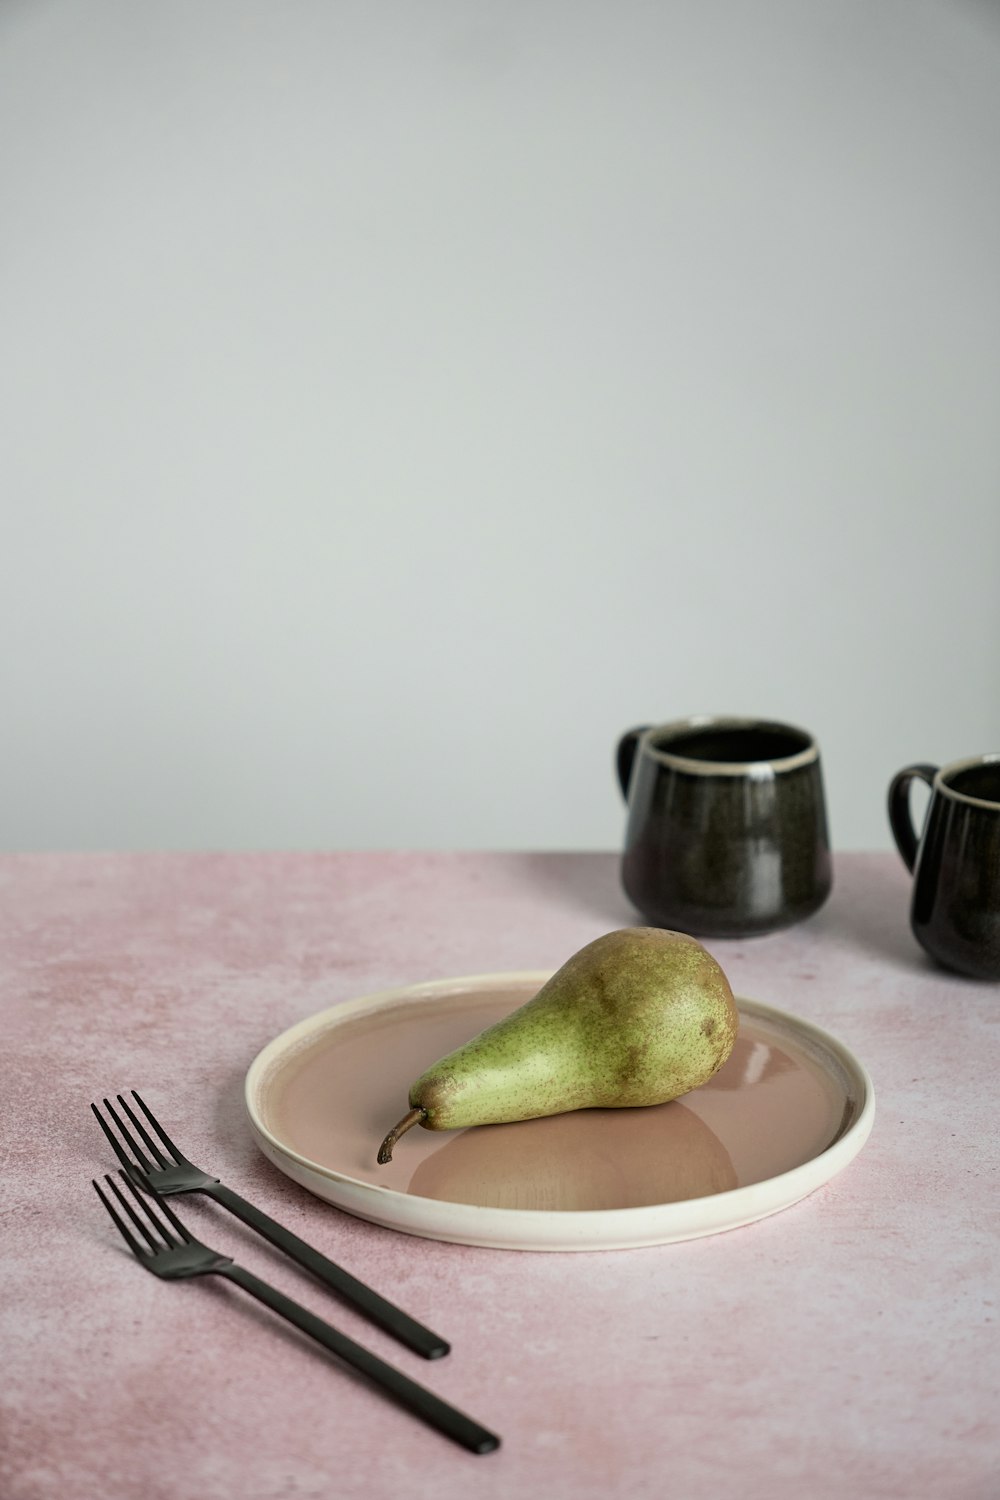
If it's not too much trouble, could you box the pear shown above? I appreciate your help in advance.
[376,927,739,1163]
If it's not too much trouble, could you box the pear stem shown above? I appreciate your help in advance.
[377,1107,426,1164]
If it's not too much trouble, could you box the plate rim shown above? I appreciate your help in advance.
[244,971,876,1250]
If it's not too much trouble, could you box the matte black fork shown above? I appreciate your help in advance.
[93,1173,498,1456]
[92,1090,448,1360]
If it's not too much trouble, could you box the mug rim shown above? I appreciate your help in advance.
[935,753,1000,811]
[641,716,819,777]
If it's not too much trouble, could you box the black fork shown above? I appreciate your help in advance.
[93,1173,499,1456]
[92,1091,448,1360]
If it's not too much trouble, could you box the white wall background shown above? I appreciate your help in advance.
[2,0,999,853]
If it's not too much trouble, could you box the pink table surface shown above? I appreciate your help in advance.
[1,851,997,1500]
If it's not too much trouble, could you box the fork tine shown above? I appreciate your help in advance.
[139,1181,193,1245]
[112,1170,185,1254]
[105,1173,164,1252]
[116,1176,194,1248]
[91,1101,139,1173]
[101,1096,155,1173]
[116,1093,170,1169]
[92,1177,146,1258]
[129,1089,184,1164]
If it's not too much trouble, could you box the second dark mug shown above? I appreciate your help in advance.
[616,716,832,938]
[888,754,1000,980]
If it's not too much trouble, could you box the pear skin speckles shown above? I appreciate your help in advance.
[376,928,740,1162]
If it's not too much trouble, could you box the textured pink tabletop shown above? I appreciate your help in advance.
[1,851,997,1500]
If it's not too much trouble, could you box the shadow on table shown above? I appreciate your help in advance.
[821,899,997,986]
[809,857,942,974]
[814,898,926,970]
[506,850,637,927]
[514,850,984,982]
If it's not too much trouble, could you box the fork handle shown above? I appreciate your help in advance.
[205,1182,449,1360]
[220,1264,499,1455]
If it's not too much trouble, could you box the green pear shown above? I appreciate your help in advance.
[376,927,739,1163]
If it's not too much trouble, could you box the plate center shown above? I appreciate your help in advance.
[256,986,856,1213]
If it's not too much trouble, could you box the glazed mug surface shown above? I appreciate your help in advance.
[616,716,832,939]
[888,754,1000,980]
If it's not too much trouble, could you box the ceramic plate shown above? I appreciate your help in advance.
[244,972,875,1252]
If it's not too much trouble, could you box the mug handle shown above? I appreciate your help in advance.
[616,726,650,801]
[887,763,937,872]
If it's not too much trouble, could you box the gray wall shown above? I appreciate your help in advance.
[3,0,999,852]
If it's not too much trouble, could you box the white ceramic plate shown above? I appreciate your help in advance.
[244,972,875,1252]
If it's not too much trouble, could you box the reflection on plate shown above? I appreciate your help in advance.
[244,973,875,1251]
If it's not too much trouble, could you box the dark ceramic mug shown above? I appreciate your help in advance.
[888,755,1000,980]
[616,716,832,938]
